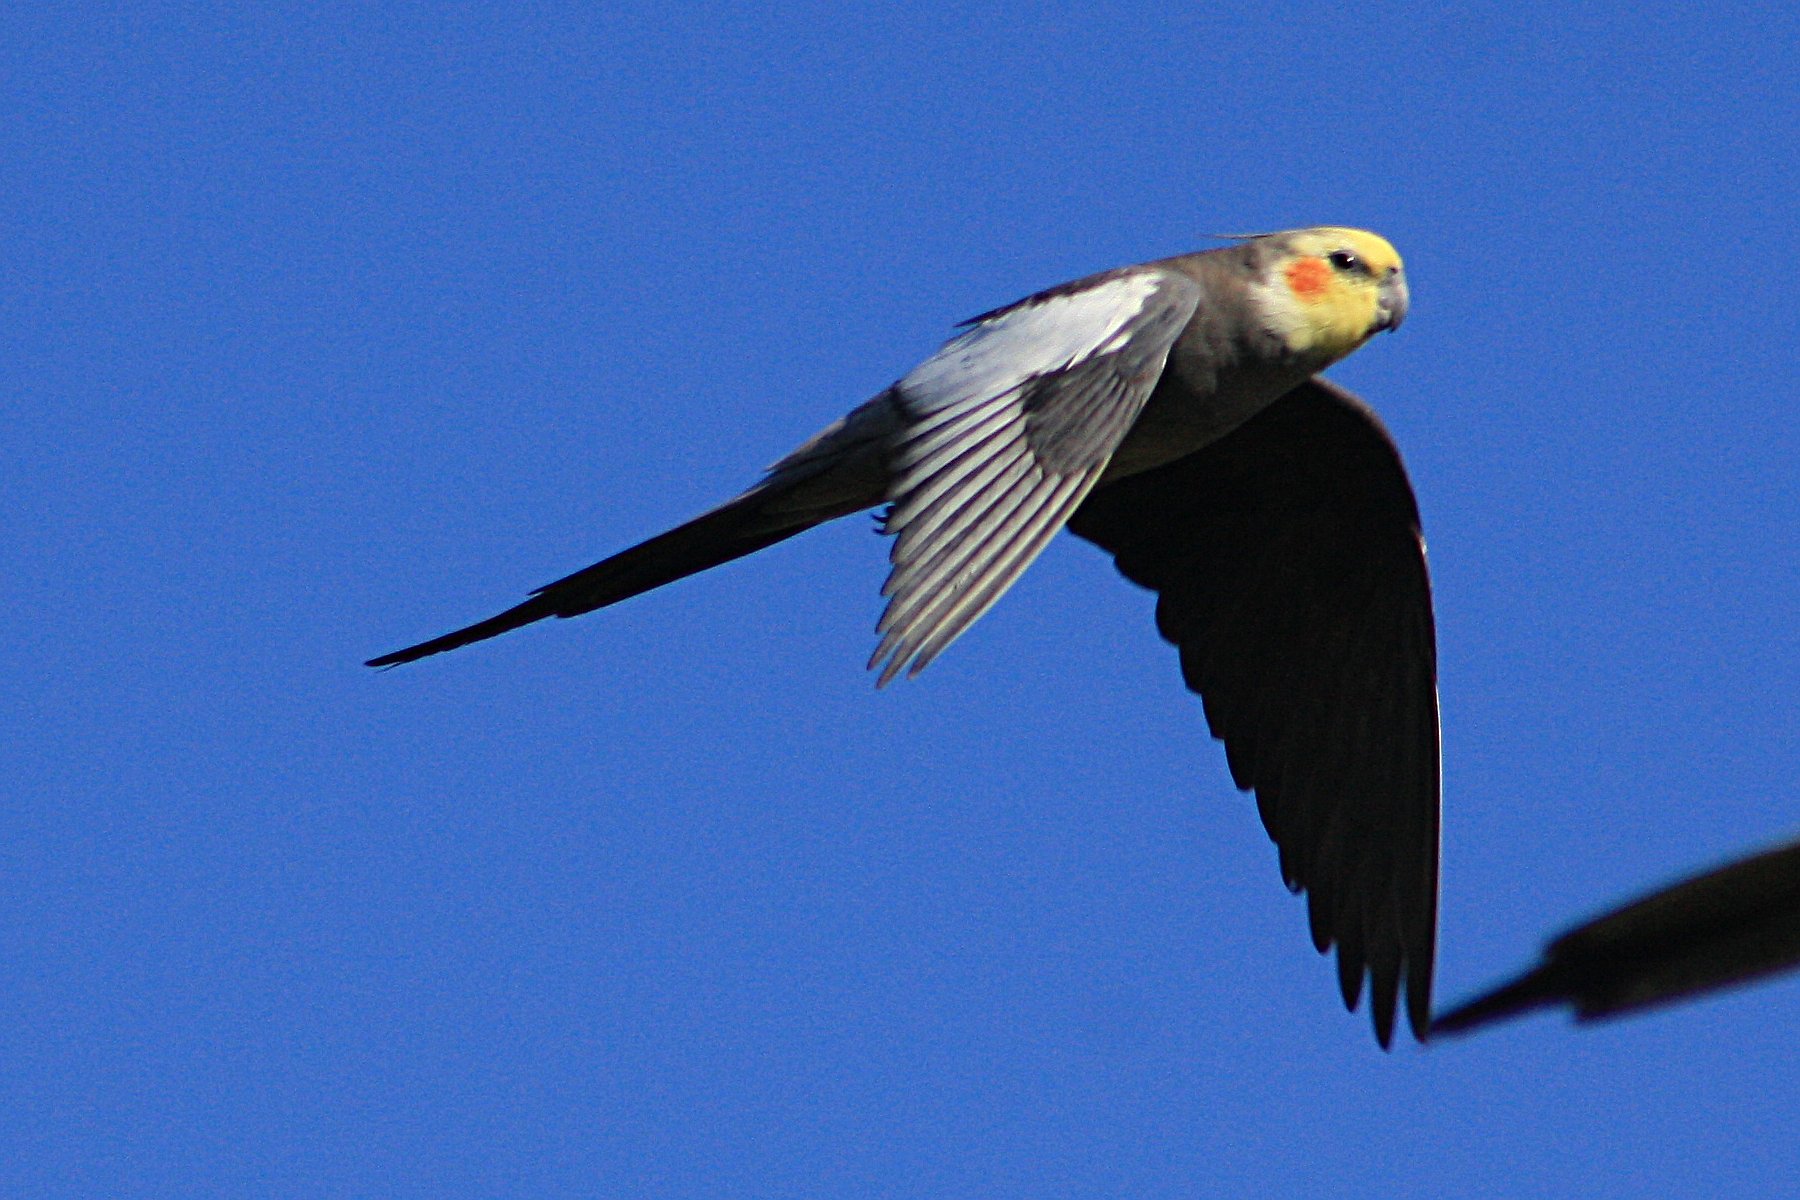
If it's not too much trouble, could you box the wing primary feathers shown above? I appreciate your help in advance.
[877,464,1044,625]
[872,470,1091,685]
[893,402,1022,483]
[1066,378,1440,1045]
[882,441,1032,552]
[872,268,1200,685]
[886,438,1036,577]
[899,473,1094,678]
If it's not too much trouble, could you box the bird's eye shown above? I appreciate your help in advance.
[1327,250,1364,274]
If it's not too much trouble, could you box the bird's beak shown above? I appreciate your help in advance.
[1376,269,1409,332]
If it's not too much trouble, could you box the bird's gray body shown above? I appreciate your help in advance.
[1109,250,1326,477]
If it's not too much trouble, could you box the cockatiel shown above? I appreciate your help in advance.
[369,227,1437,1046]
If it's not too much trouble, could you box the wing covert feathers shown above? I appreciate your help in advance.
[871,268,1201,683]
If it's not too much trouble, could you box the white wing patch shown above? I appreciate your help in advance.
[895,271,1163,420]
[870,268,1199,684]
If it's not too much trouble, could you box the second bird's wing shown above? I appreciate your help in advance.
[1435,836,1800,1034]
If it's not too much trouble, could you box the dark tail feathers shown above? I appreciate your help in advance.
[367,489,849,667]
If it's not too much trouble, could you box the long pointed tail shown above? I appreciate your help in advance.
[366,486,862,667]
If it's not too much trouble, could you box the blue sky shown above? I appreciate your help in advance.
[6,3,1798,1196]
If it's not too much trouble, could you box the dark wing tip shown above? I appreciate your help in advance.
[1408,962,1435,1042]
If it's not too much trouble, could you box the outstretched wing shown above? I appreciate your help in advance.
[1068,378,1440,1046]
[1435,836,1800,1034]
[872,267,1203,684]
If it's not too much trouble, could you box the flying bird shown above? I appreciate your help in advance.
[369,227,1438,1046]
[1434,836,1800,1035]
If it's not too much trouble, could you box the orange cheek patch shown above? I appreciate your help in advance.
[1285,256,1331,300]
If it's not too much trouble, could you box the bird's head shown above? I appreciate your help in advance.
[1247,227,1409,366]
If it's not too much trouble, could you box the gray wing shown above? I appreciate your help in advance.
[1434,836,1800,1035]
[1067,378,1440,1047]
[871,266,1202,684]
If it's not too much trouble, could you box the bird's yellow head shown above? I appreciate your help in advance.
[1254,227,1408,365]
